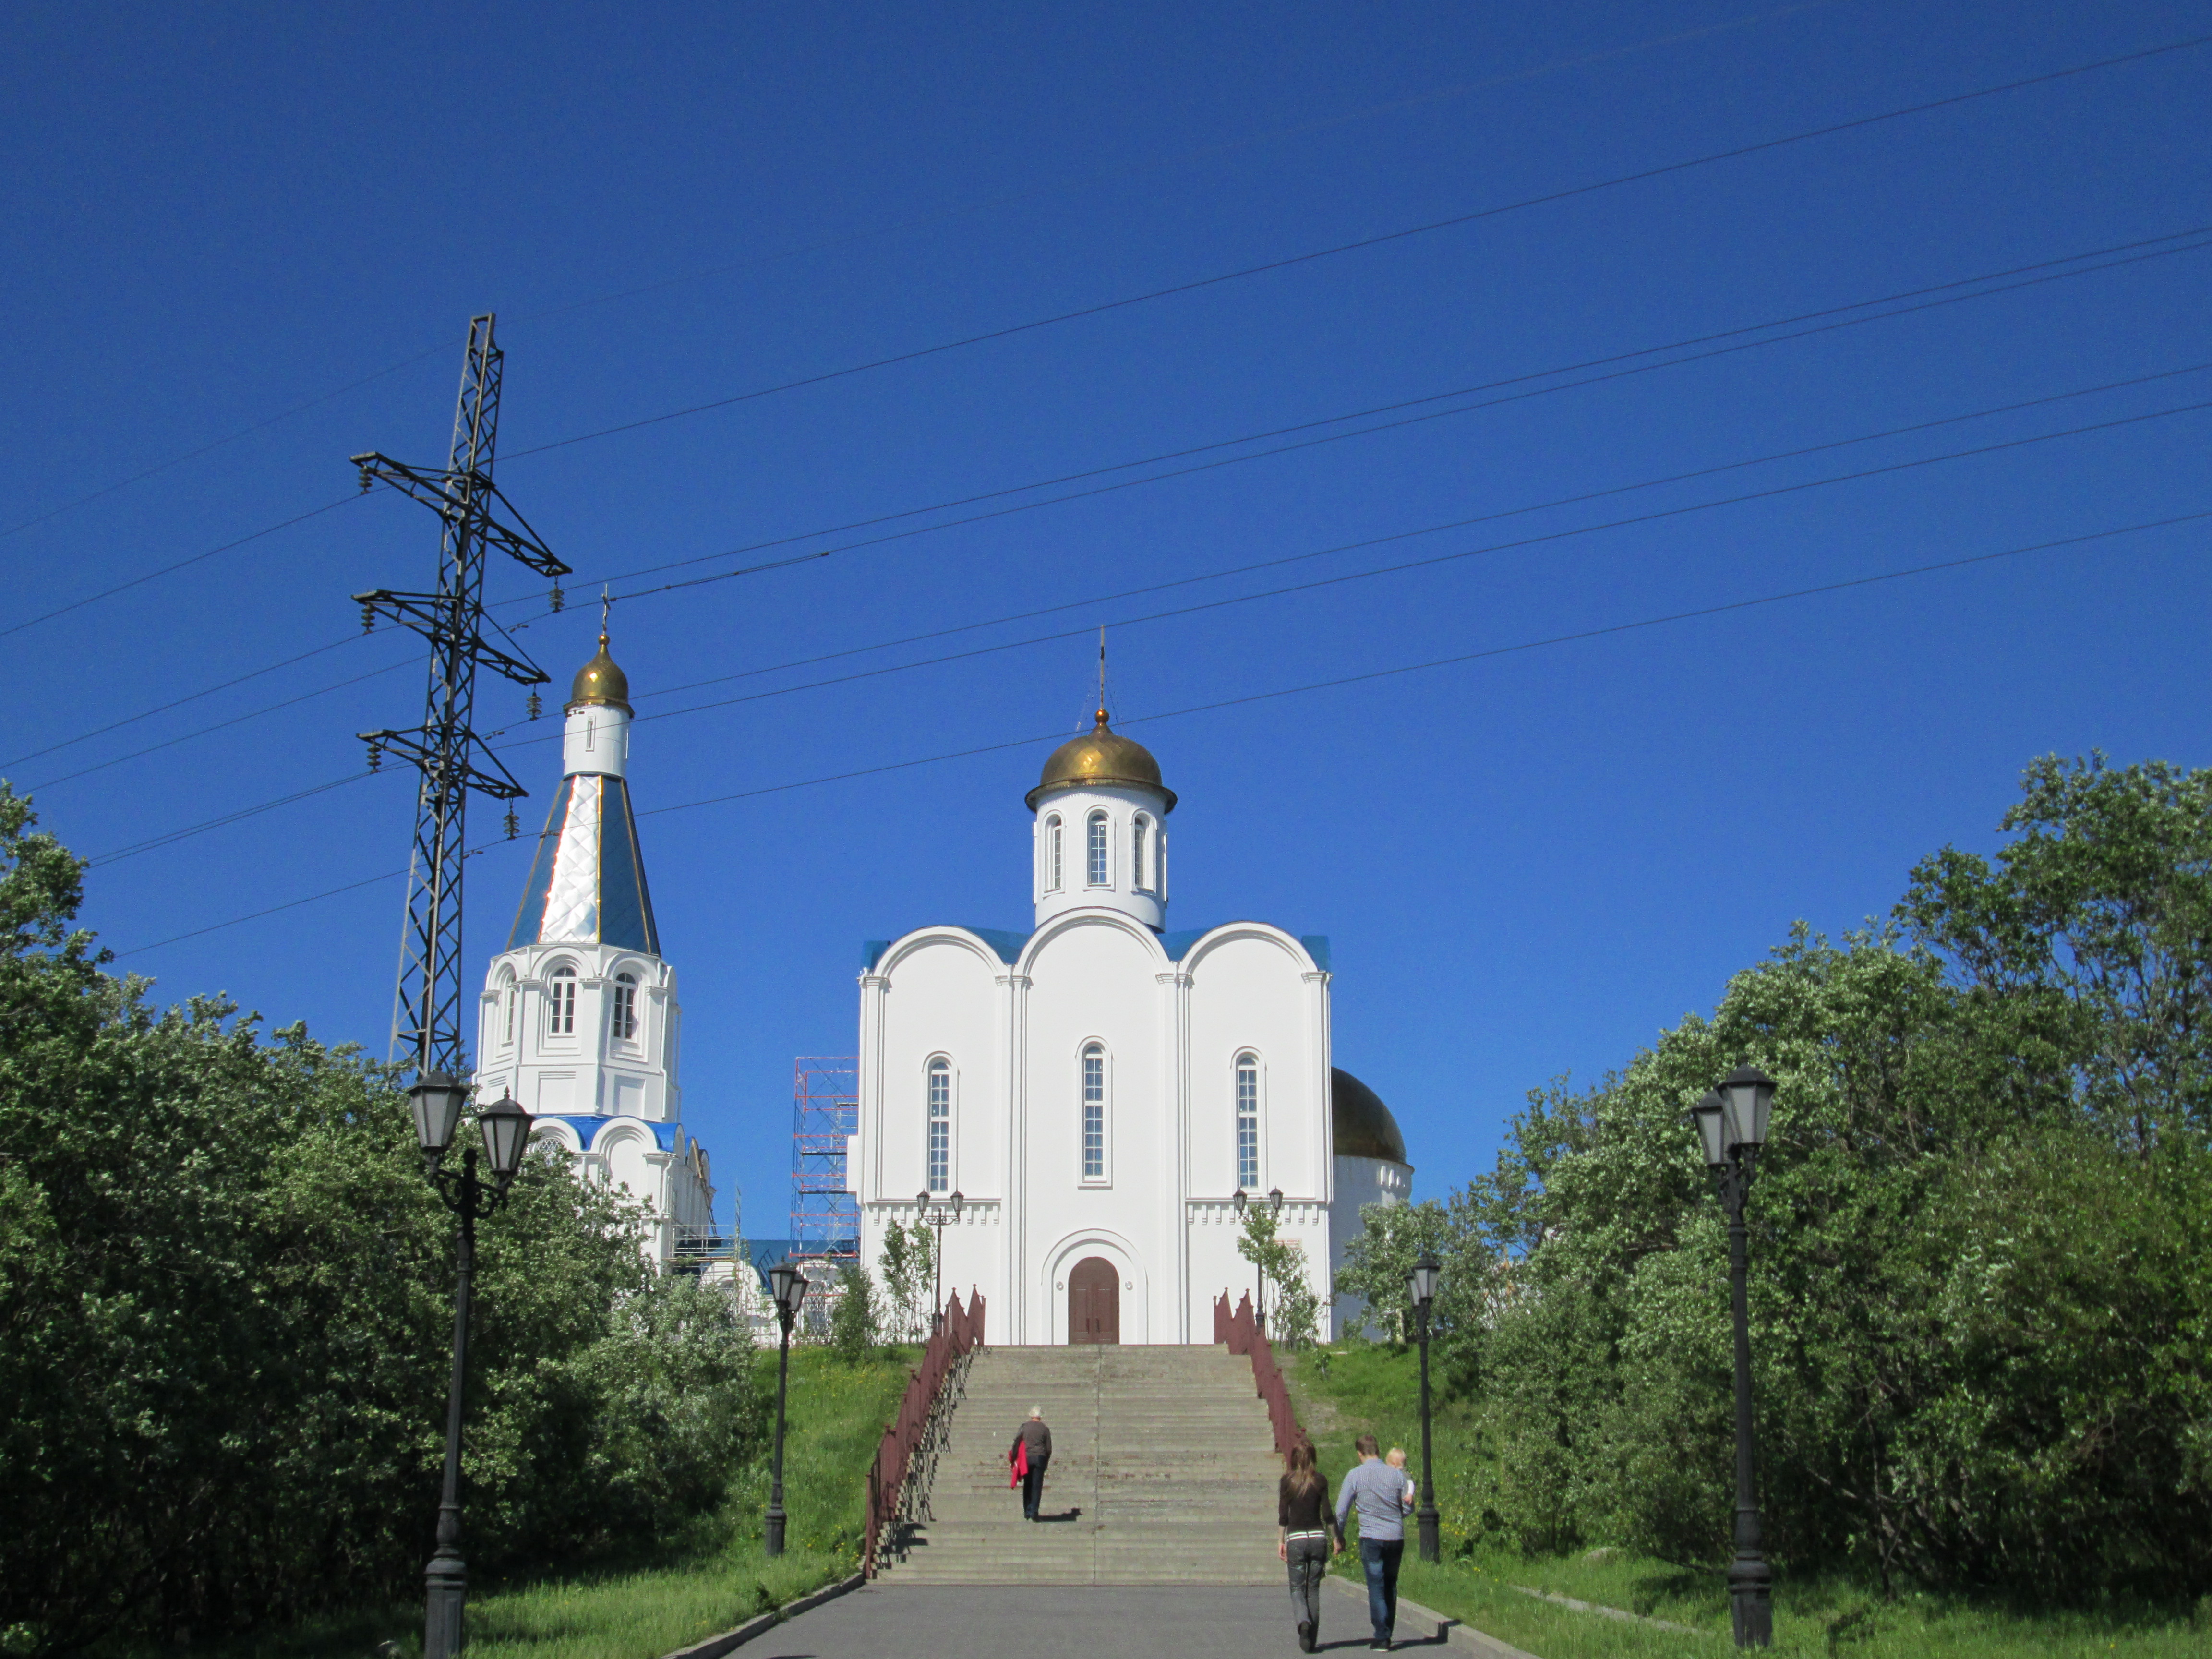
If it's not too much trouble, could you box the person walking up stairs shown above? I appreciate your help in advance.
[887,1346,1281,1585]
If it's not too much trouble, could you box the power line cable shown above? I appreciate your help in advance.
[494,391,2212,746]
[555,232,2212,608]
[87,772,376,868]
[86,389,2211,862]
[0,495,362,644]
[0,7,1820,548]
[108,508,2206,961]
[45,359,2202,787]
[498,35,2212,465]
[24,219,2197,770]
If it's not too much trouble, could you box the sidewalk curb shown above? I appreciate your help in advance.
[658,1572,866,1659]
[1327,1574,1544,1659]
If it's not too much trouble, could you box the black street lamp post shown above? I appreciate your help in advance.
[1689,1066,1779,1648]
[1232,1188,1257,1328]
[411,1073,533,1659]
[1265,1187,1284,1333]
[916,1189,963,1335]
[1408,1252,1442,1563]
[764,1258,809,1557]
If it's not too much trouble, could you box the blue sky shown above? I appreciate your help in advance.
[5,1,2207,1242]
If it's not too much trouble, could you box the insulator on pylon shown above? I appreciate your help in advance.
[360,601,375,633]
[549,583,565,613]
[357,465,373,493]
[504,808,519,841]
[366,741,383,773]
[527,691,542,721]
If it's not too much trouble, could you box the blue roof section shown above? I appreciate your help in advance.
[865,926,1030,971]
[541,1114,682,1152]
[507,775,661,954]
[864,924,1329,967]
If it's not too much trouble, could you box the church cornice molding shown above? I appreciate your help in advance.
[1014,905,1171,976]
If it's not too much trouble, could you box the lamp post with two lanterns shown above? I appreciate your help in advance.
[763,1258,811,1557]
[1230,1186,1285,1330]
[1407,1252,1442,1563]
[409,1071,534,1659]
[1688,1065,1778,1648]
[915,1188,963,1335]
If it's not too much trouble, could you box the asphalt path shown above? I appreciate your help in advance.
[745,1583,1457,1659]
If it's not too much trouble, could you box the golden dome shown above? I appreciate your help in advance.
[568,632,632,713]
[1026,709,1176,812]
[1332,1068,1409,1165]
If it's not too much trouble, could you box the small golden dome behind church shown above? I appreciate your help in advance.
[569,632,632,713]
[1026,709,1176,812]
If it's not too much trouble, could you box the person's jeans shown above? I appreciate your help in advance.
[1360,1537,1404,1643]
[1021,1461,1047,1519]
[1286,1534,1331,1630]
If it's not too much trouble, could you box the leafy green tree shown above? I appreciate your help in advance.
[1440,757,2212,1601]
[1336,1197,1456,1341]
[877,1218,932,1340]
[828,1262,879,1362]
[1238,1203,1321,1348]
[0,787,766,1656]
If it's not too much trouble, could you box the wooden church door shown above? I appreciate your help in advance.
[1068,1256,1120,1344]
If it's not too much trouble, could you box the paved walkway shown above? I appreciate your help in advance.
[746,1584,1456,1659]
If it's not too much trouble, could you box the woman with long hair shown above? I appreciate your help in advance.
[1278,1439,1342,1652]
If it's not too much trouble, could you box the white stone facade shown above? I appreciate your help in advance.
[471,636,719,1267]
[852,714,1411,1343]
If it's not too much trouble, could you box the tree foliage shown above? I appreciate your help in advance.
[1238,1202,1322,1348]
[0,788,766,1656]
[875,1218,933,1341]
[828,1263,880,1363]
[1373,756,2212,1601]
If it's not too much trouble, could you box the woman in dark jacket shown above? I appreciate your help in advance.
[1277,1440,1342,1652]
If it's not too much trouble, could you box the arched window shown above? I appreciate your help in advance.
[1082,1043,1106,1180]
[547,964,577,1036]
[1087,811,1110,886]
[500,971,517,1046]
[1045,815,1063,892]
[612,972,638,1041]
[927,1059,950,1192]
[1236,1054,1260,1189]
[1132,814,1151,891]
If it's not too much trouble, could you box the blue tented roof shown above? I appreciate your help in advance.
[508,773,661,954]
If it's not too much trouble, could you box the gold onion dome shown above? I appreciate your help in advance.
[568,632,632,713]
[1026,709,1175,812]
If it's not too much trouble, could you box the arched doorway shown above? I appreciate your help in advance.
[1068,1256,1119,1344]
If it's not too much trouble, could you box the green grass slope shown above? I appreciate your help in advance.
[149,1346,918,1659]
[1278,1343,2208,1659]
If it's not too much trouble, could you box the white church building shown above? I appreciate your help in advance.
[470,631,720,1267]
[850,706,1412,1344]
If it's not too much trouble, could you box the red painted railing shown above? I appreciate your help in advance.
[862,1289,986,1578]
[1214,1290,1305,1458]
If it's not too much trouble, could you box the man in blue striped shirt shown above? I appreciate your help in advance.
[1334,1433,1415,1649]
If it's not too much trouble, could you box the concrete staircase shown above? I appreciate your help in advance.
[884,1345,1283,1585]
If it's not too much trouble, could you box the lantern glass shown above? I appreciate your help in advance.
[1232,1187,1247,1215]
[1268,1186,1284,1215]
[1408,1252,1442,1309]
[476,1092,534,1178]
[1689,1092,1730,1168]
[950,1190,963,1216]
[1718,1065,1776,1150]
[917,1188,931,1214]
[769,1259,805,1318]
[410,1070,468,1156]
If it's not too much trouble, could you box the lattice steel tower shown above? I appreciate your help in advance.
[352,314,571,1077]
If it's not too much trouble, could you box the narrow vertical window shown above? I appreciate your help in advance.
[613,972,638,1041]
[927,1059,950,1192]
[1087,812,1109,886]
[502,975,517,1045]
[1132,815,1151,891]
[1082,1044,1106,1179]
[548,965,577,1036]
[1046,815,1063,891]
[1236,1055,1260,1190]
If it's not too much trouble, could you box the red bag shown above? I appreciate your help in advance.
[1009,1438,1028,1488]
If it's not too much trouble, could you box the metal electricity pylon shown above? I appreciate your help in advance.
[352,313,571,1078]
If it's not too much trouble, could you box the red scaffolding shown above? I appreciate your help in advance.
[791,1057,859,1268]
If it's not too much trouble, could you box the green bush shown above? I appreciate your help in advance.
[0,787,766,1656]
[1341,756,2212,1602]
